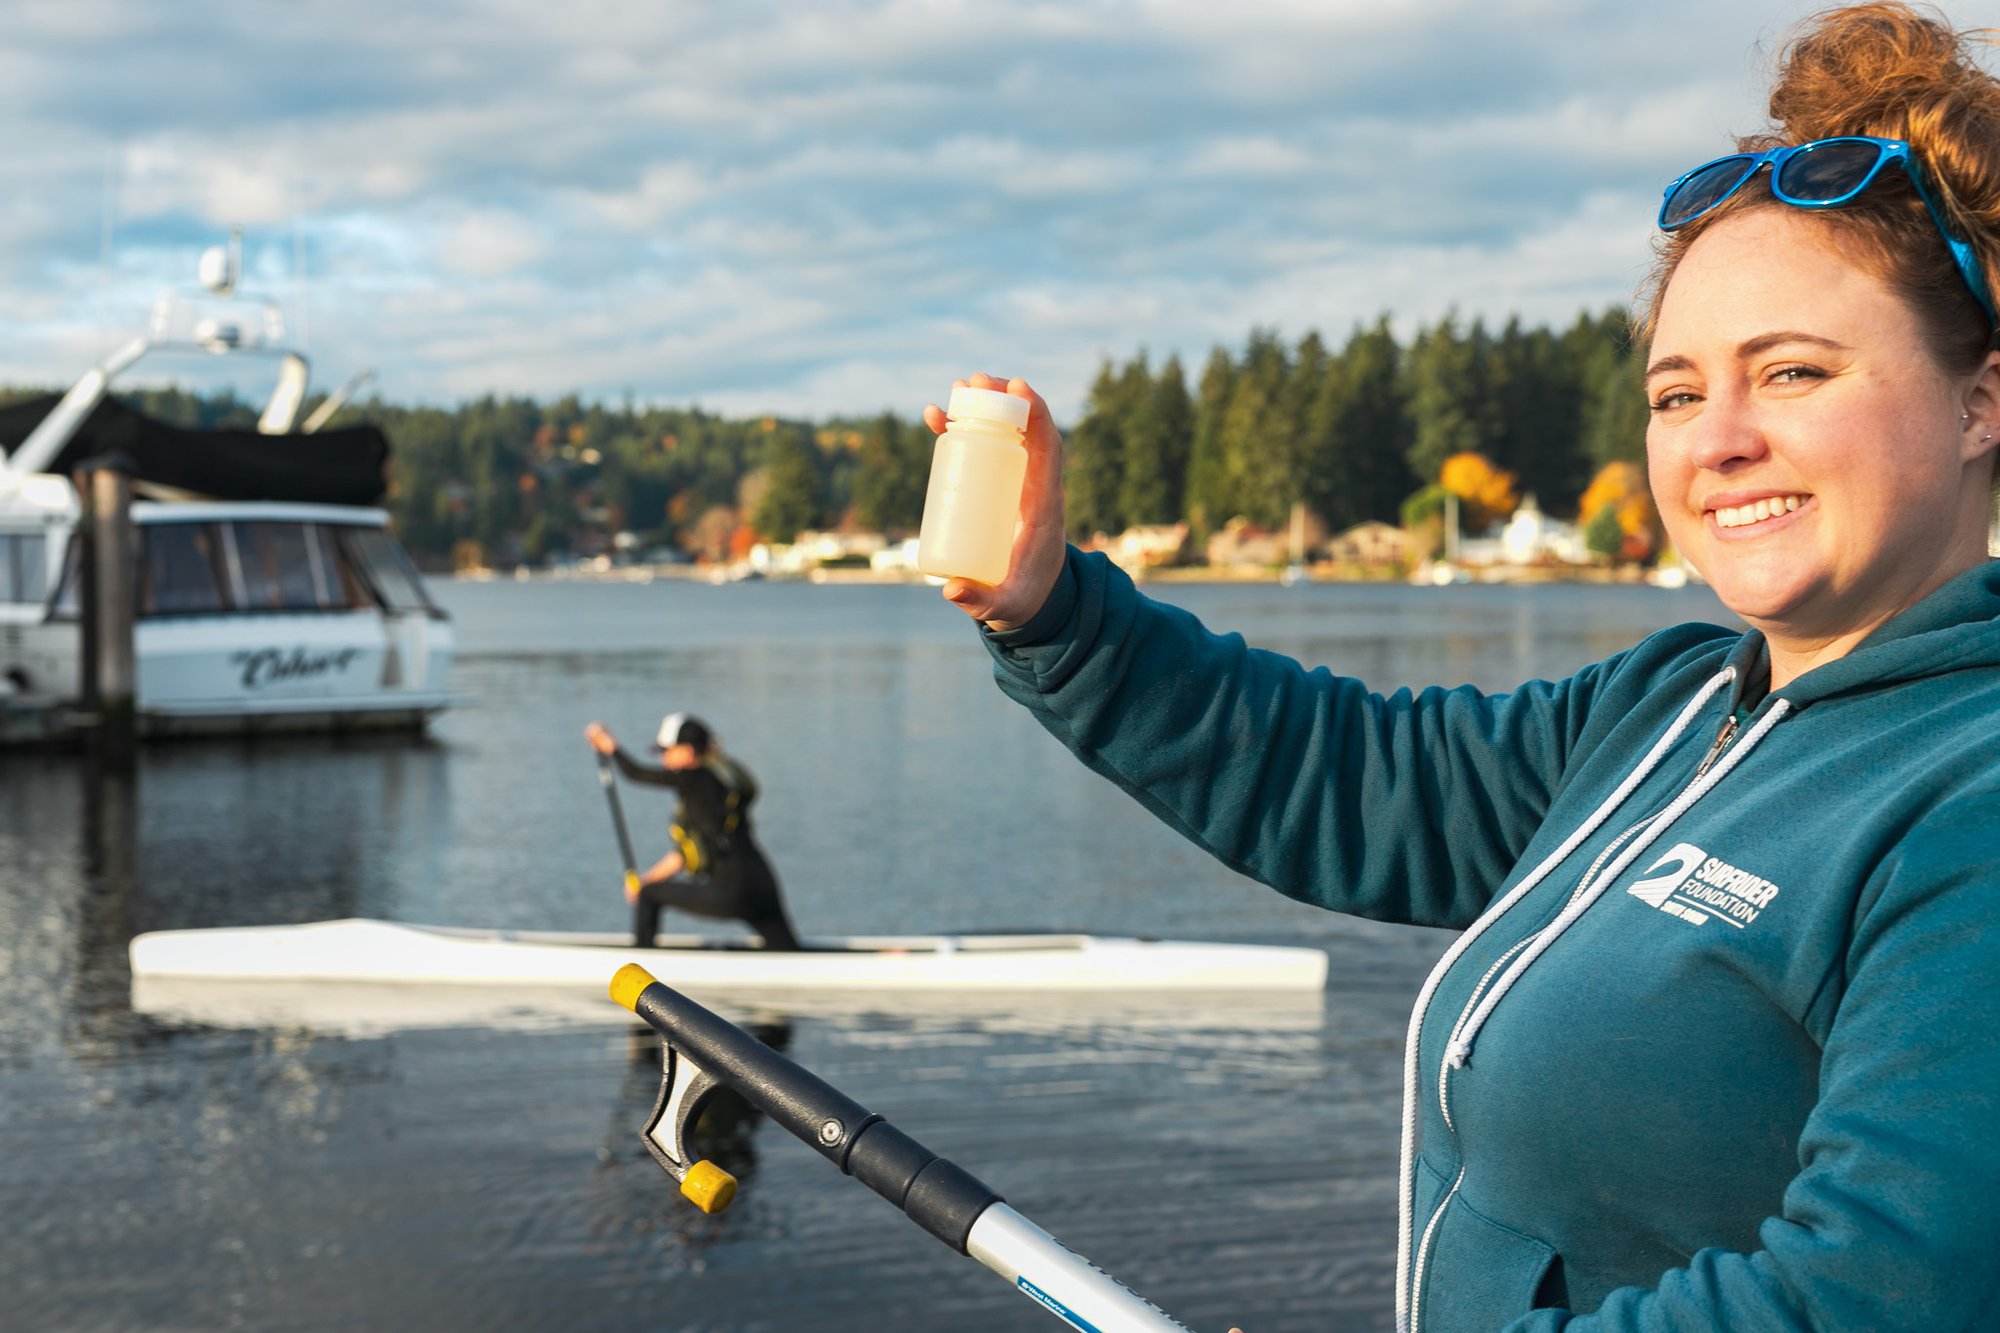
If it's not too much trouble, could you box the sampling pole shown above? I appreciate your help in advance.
[610,964,1198,1333]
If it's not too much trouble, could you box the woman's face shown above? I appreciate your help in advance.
[1646,208,2000,676]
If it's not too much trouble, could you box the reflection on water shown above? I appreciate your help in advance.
[600,1022,789,1253]
[0,577,1734,1331]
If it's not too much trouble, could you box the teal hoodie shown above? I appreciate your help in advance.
[984,550,2000,1332]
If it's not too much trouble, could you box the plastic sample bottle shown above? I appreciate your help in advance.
[916,386,1031,585]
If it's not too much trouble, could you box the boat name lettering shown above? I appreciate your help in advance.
[230,647,361,689]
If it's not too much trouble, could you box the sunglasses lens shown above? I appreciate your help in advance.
[1663,157,1756,227]
[1774,140,1881,203]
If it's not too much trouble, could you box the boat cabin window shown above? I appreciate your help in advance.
[336,526,437,614]
[229,521,325,611]
[0,533,47,605]
[309,524,372,609]
[50,539,81,620]
[80,519,427,619]
[141,522,231,616]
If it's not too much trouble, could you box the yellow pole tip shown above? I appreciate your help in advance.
[681,1160,738,1214]
[610,963,657,1012]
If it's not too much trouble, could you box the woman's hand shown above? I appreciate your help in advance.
[921,373,1068,632]
[584,722,617,756]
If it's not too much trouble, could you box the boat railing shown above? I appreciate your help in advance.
[0,236,326,481]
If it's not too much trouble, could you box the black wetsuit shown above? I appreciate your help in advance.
[609,747,801,950]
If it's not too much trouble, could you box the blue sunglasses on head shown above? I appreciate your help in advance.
[1658,135,1996,328]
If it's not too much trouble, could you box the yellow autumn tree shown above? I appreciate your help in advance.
[1577,462,1661,562]
[1438,452,1520,530]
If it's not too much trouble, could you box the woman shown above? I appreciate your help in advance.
[926,5,2000,1329]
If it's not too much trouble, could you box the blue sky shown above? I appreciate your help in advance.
[2,0,1956,421]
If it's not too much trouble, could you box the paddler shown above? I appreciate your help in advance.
[585,713,802,951]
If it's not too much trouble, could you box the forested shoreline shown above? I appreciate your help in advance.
[5,305,1655,569]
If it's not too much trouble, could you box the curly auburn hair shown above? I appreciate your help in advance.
[1638,3,2000,377]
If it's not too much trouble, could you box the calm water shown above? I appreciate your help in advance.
[0,574,1732,1332]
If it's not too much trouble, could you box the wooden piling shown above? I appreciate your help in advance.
[79,455,137,764]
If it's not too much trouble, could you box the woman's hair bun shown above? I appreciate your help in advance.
[1762,3,1999,229]
[1638,5,2000,365]
[1767,3,1974,142]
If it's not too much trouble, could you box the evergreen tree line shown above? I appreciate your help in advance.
[1066,307,1651,543]
[3,305,1653,567]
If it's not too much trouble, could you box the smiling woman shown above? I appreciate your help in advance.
[1644,207,1996,683]
[1637,4,2000,686]
[920,4,2000,1331]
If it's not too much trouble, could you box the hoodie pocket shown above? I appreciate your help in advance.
[1414,1158,1558,1332]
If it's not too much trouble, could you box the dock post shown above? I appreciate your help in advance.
[78,454,137,765]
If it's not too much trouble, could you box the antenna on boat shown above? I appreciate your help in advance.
[293,206,309,354]
[99,147,120,348]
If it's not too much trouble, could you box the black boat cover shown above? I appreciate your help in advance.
[0,394,389,506]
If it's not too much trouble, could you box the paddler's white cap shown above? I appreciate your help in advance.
[655,712,712,751]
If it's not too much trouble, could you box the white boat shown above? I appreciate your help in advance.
[0,235,451,736]
[128,917,1331,993]
[1646,563,1691,589]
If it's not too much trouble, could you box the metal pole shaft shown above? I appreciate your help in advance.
[967,1203,1197,1333]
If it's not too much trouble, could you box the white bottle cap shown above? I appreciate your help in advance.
[946,385,1031,431]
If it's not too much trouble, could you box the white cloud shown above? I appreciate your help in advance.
[0,0,1977,419]
[432,210,547,279]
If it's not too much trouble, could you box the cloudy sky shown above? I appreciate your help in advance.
[3,0,1974,421]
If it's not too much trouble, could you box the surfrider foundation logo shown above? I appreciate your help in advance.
[1626,842,1782,929]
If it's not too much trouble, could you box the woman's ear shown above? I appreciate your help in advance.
[1964,349,2000,462]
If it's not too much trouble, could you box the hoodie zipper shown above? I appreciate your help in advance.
[1447,711,1738,1088]
[1396,667,1753,1333]
[1693,714,1739,779]
[1412,701,1750,1331]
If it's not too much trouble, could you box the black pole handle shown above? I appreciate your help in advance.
[612,964,1001,1251]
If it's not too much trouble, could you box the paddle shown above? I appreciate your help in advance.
[594,751,645,901]
[610,964,1196,1332]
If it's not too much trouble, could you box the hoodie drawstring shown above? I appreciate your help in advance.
[1393,667,1775,1333]
[1446,698,1790,1068]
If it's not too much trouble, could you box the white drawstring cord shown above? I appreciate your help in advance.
[1445,699,1790,1069]
[1392,667,1737,1333]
